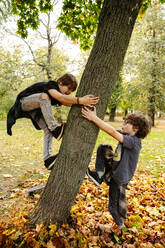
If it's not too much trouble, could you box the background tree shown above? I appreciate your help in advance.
[0,0,11,21]
[11,0,53,38]
[107,74,123,121]
[119,79,138,116]
[24,46,69,82]
[123,2,165,125]
[0,46,23,117]
[3,0,63,81]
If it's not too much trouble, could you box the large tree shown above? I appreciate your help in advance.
[30,0,143,225]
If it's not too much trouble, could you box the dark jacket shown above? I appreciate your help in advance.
[7,81,61,135]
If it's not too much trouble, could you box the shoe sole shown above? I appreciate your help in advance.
[28,183,46,196]
[87,170,101,186]
[56,124,64,141]
[47,160,55,170]
[47,156,58,170]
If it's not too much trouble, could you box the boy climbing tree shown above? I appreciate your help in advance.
[7,73,99,169]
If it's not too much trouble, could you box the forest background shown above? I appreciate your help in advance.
[0,0,165,124]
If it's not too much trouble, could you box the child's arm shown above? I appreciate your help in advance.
[48,89,99,106]
[81,106,124,143]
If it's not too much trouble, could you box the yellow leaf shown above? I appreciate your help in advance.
[16,0,21,5]
[34,194,40,199]
[49,224,57,236]
[70,204,79,213]
[77,212,83,216]
[9,193,16,198]
[47,240,56,248]
[146,207,160,216]
[3,229,16,236]
[155,244,164,248]
[36,224,44,232]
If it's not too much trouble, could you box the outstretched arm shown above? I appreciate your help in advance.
[81,106,123,143]
[48,89,99,106]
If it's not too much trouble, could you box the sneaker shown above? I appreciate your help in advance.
[52,124,65,141]
[87,168,103,186]
[44,154,58,170]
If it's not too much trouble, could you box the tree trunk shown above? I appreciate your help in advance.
[30,0,142,225]
[109,106,116,122]
[124,109,128,117]
[148,29,157,127]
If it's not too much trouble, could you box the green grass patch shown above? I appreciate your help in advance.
[138,126,165,173]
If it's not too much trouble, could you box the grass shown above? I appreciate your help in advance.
[0,118,164,201]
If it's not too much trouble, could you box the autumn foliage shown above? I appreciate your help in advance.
[0,169,164,248]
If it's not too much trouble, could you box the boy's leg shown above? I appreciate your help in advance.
[87,144,112,186]
[95,144,114,181]
[29,111,57,169]
[38,117,58,169]
[21,93,64,140]
[39,119,53,160]
[95,144,107,173]
[95,144,113,172]
[21,93,58,131]
[108,178,124,228]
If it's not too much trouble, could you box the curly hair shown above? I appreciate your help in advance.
[125,113,151,139]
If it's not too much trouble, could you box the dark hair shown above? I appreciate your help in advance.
[125,113,151,139]
[57,73,78,91]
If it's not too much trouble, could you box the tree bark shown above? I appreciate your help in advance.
[109,106,116,122]
[30,0,142,225]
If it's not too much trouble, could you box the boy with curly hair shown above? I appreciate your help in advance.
[82,107,151,231]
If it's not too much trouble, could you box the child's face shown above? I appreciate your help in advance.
[59,83,73,95]
[122,120,138,136]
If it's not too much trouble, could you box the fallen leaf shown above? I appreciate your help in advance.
[3,174,13,178]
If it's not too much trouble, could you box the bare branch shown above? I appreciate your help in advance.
[37,30,48,40]
[39,18,47,28]
[52,31,61,45]
[52,0,59,6]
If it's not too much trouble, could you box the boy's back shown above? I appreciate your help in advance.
[17,81,62,106]
[112,134,141,185]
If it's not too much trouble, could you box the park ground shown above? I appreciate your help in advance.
[0,118,164,247]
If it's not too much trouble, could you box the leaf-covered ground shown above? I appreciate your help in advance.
[0,119,165,247]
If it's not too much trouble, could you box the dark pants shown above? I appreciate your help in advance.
[95,144,124,226]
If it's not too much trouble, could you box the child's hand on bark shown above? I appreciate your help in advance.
[80,95,99,106]
[81,106,97,121]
